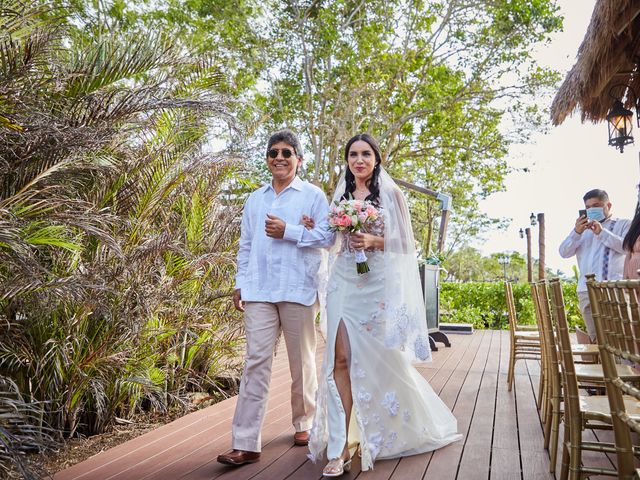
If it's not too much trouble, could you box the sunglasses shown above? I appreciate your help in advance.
[267,148,296,159]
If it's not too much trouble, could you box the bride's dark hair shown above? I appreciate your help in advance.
[341,133,382,203]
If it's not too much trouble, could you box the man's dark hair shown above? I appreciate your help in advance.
[266,129,302,157]
[583,189,609,203]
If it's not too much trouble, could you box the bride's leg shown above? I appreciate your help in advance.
[333,320,352,460]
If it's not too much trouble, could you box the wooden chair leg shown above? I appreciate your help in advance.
[568,425,582,480]
[536,367,544,409]
[540,372,549,422]
[543,399,552,449]
[560,440,569,480]
[549,400,560,473]
[508,346,516,391]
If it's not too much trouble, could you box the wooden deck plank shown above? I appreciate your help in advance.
[386,330,482,480]
[424,329,496,480]
[55,330,580,480]
[55,340,309,480]
[489,329,522,479]
[456,329,500,479]
[516,366,553,480]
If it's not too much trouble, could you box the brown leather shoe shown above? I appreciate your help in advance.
[216,449,260,466]
[293,430,310,446]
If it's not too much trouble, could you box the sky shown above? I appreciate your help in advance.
[477,0,640,276]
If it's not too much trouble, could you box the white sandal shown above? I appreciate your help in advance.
[322,457,352,477]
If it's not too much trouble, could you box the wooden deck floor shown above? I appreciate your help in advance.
[54,329,620,480]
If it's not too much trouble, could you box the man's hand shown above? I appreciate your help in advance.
[232,289,245,312]
[589,220,603,235]
[574,215,589,234]
[301,215,315,230]
[265,214,286,238]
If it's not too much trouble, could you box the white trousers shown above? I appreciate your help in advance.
[231,300,318,452]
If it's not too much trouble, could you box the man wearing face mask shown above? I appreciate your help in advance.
[559,189,630,343]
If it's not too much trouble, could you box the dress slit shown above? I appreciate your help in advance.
[309,251,462,471]
[325,318,356,460]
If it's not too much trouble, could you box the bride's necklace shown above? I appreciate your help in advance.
[354,185,369,198]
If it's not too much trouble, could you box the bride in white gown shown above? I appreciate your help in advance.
[308,134,462,476]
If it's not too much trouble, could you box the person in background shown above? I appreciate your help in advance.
[623,191,640,279]
[559,189,630,343]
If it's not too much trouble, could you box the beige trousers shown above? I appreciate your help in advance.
[231,300,318,452]
[577,291,596,343]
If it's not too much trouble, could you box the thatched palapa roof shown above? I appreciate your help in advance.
[551,0,640,125]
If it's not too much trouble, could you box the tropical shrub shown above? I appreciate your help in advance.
[0,3,247,475]
[440,281,583,330]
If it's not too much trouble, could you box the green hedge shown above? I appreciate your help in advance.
[440,282,584,331]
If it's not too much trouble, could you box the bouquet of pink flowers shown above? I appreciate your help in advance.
[328,199,380,274]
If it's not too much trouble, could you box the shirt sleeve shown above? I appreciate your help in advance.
[282,189,335,248]
[558,229,582,258]
[596,219,629,254]
[234,196,253,290]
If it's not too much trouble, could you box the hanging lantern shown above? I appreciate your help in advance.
[606,95,634,153]
[519,228,524,239]
[530,213,537,226]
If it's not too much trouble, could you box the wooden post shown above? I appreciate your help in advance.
[538,213,545,280]
[526,227,532,282]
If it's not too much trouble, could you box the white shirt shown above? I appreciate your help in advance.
[558,216,630,292]
[235,176,334,305]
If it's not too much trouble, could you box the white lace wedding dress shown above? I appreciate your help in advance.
[308,214,462,470]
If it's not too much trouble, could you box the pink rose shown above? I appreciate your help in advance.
[341,214,352,227]
[366,205,377,217]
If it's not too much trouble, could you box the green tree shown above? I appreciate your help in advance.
[48,0,564,250]
[260,0,562,252]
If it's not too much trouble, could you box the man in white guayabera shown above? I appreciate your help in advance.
[217,129,334,467]
[559,188,630,343]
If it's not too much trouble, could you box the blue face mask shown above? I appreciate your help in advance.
[586,207,605,222]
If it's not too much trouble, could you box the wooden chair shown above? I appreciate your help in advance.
[531,281,600,473]
[530,282,549,414]
[531,281,564,470]
[530,282,599,426]
[587,274,640,480]
[549,278,640,479]
[505,281,541,392]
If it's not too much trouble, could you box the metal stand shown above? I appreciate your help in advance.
[394,178,454,355]
[429,331,451,351]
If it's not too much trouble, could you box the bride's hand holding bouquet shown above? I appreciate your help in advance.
[328,199,380,274]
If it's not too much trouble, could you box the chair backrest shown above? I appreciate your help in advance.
[529,282,547,344]
[548,279,581,427]
[586,274,640,478]
[533,281,561,394]
[504,282,518,340]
